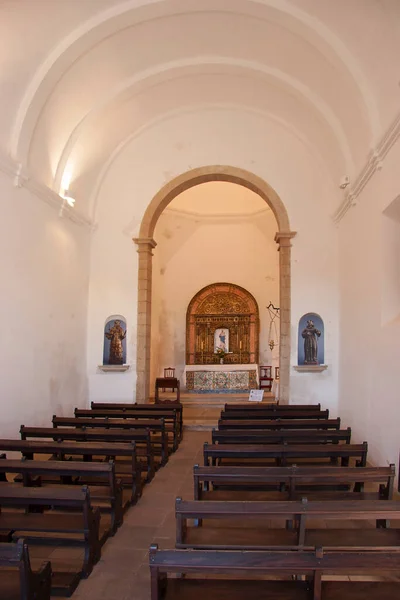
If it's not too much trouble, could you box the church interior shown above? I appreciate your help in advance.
[1,1,400,598]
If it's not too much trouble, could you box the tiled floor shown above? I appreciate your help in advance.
[71,431,209,600]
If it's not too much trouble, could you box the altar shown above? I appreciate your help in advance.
[185,364,259,392]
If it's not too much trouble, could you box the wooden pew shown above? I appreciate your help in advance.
[205,439,356,467]
[90,402,184,442]
[0,439,141,504]
[225,402,321,411]
[0,539,52,600]
[19,426,155,482]
[149,545,400,600]
[74,408,180,452]
[193,464,395,501]
[205,442,369,467]
[175,498,400,549]
[218,418,341,430]
[0,458,123,539]
[220,409,330,420]
[52,415,169,466]
[211,429,352,447]
[0,485,101,596]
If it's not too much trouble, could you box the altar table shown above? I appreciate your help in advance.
[185,364,259,392]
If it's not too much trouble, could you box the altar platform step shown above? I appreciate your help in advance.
[178,392,275,430]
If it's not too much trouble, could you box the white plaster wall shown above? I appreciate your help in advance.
[0,172,90,437]
[338,138,400,465]
[151,208,280,386]
[88,108,339,410]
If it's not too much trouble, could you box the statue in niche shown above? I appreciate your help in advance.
[301,320,321,364]
[214,328,229,353]
[105,320,127,364]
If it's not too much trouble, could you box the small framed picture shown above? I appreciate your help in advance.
[275,367,280,380]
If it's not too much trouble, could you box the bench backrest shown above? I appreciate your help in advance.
[0,438,136,457]
[211,429,352,445]
[220,409,329,420]
[218,418,341,430]
[149,545,400,600]
[90,402,182,412]
[0,458,116,489]
[193,464,394,499]
[76,408,177,419]
[0,483,92,509]
[20,425,150,443]
[52,416,165,431]
[175,497,400,521]
[224,403,321,411]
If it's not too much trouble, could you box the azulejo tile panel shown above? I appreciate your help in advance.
[229,372,249,390]
[214,372,229,390]
[187,369,257,391]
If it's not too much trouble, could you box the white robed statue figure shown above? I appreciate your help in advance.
[214,328,229,353]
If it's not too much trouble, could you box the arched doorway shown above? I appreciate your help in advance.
[134,165,296,403]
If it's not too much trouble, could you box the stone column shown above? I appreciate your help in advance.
[275,232,296,404]
[133,237,157,403]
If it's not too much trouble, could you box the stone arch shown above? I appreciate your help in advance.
[134,165,296,403]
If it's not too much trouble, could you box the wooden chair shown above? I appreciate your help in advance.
[259,365,273,391]
[0,539,52,600]
[163,367,176,392]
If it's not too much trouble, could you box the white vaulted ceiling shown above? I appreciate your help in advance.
[1,0,399,219]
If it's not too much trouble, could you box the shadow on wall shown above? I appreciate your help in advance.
[298,313,324,366]
[103,315,127,365]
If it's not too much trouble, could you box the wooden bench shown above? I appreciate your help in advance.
[74,408,180,452]
[193,464,395,501]
[225,402,321,411]
[0,458,123,539]
[204,442,369,467]
[220,409,330,420]
[19,426,155,482]
[149,545,400,600]
[0,485,101,596]
[52,416,169,466]
[90,402,183,442]
[211,429,352,447]
[0,439,141,505]
[0,539,52,600]
[218,418,341,430]
[175,498,400,549]
[205,438,354,466]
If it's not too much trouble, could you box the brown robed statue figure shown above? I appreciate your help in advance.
[105,320,126,364]
[302,319,321,365]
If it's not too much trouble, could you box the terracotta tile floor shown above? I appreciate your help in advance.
[70,431,209,600]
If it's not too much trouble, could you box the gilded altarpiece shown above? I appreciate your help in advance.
[186,283,260,365]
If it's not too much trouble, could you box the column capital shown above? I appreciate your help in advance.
[274,231,297,248]
[133,237,157,253]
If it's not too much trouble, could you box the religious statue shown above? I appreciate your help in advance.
[105,320,127,364]
[301,320,321,364]
[219,329,227,352]
[214,328,229,353]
